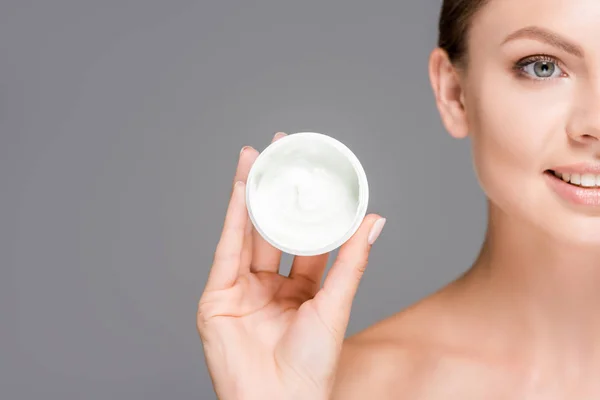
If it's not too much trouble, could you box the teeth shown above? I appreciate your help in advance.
[553,171,600,187]
[581,174,596,187]
[571,173,581,185]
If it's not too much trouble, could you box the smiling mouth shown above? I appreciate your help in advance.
[546,170,600,188]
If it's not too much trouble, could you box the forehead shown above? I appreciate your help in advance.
[469,0,600,52]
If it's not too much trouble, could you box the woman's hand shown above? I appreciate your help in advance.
[197,132,386,400]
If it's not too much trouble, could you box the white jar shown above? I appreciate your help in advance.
[246,132,369,256]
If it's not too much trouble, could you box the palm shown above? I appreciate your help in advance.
[218,271,315,328]
[203,272,305,331]
[200,271,339,396]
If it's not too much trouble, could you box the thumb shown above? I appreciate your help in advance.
[314,214,386,336]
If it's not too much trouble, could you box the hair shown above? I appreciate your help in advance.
[438,0,490,67]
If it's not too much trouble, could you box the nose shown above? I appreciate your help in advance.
[566,85,600,145]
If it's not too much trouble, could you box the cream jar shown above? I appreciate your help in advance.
[246,132,369,256]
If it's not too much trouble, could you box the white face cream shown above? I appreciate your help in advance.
[246,132,369,256]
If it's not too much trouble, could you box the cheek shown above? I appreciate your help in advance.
[466,73,567,209]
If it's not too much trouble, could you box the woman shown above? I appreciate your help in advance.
[198,0,600,398]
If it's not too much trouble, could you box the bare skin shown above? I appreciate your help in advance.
[200,0,600,398]
[335,0,600,398]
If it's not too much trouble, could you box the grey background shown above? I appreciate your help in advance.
[1,1,487,399]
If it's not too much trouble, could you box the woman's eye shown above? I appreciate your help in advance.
[521,60,564,79]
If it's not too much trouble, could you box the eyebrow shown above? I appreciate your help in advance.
[502,26,584,58]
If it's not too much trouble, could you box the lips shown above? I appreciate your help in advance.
[545,169,600,207]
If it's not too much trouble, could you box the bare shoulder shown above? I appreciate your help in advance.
[331,310,433,399]
[331,295,516,400]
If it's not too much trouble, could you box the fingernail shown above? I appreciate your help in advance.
[240,146,252,156]
[273,132,287,140]
[234,180,244,189]
[368,218,386,245]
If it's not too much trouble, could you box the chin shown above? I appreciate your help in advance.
[538,182,600,246]
[485,186,600,249]
[544,213,600,247]
[518,205,600,249]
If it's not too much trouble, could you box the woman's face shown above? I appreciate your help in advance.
[461,0,600,245]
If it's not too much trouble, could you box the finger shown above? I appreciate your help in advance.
[233,146,259,276]
[239,214,254,276]
[206,181,249,291]
[314,214,386,332]
[289,253,329,291]
[233,145,259,188]
[251,132,287,273]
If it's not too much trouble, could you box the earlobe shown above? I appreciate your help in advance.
[428,48,469,139]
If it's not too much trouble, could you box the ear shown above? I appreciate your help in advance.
[428,48,469,139]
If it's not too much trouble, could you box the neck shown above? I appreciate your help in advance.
[456,202,600,370]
